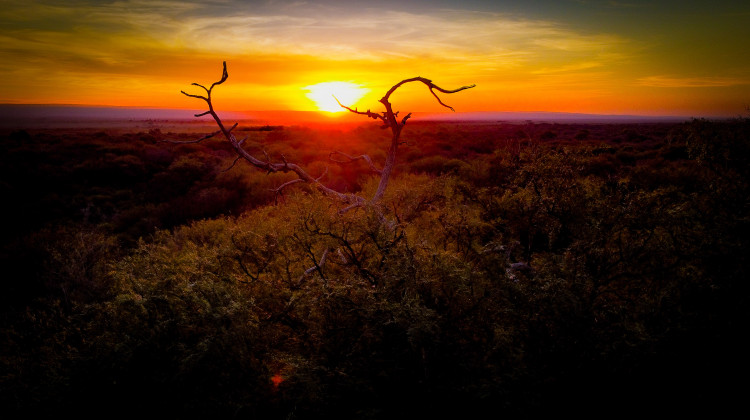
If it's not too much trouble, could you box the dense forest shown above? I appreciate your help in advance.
[1,118,748,418]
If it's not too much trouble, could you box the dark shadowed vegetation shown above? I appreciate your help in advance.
[1,118,748,419]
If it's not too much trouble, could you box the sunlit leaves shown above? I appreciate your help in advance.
[3,119,749,417]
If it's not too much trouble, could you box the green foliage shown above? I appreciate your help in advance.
[2,119,748,418]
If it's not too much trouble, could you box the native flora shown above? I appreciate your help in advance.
[1,98,747,417]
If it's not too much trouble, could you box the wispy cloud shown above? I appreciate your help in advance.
[10,0,745,116]
[1,1,634,69]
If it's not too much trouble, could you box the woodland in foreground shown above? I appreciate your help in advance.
[1,118,748,419]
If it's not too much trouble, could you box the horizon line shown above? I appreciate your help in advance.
[0,104,738,125]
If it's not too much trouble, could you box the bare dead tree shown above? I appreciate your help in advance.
[173,61,474,210]
[335,76,475,204]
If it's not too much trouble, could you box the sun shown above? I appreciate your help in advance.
[304,81,369,113]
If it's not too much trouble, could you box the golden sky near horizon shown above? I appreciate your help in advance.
[1,0,749,117]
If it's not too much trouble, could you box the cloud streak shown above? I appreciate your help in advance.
[1,0,748,115]
[2,1,634,70]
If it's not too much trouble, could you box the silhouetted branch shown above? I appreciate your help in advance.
[339,76,475,203]
[221,155,242,173]
[210,62,229,90]
[329,151,382,174]
[179,62,473,212]
[381,77,476,112]
[159,129,220,144]
[297,247,331,287]
[180,91,208,102]
[180,61,365,206]
[334,96,386,124]
[271,178,305,194]
[271,167,328,196]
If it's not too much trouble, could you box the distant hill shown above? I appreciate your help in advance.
[0,104,702,128]
[418,111,693,123]
[0,105,231,126]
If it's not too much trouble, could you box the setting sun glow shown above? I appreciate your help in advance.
[304,82,369,113]
[0,1,748,118]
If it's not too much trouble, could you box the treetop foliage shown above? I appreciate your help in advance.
[1,117,748,418]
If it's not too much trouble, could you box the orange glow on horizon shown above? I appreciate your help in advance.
[1,2,748,118]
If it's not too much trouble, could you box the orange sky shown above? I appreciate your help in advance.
[1,0,749,117]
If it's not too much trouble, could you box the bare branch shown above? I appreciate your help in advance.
[271,178,305,194]
[315,167,329,182]
[191,82,209,93]
[235,255,258,283]
[271,166,328,196]
[210,61,229,91]
[297,248,331,286]
[335,96,386,123]
[381,77,476,111]
[329,151,383,174]
[337,248,348,264]
[430,82,476,95]
[179,61,472,210]
[427,87,456,111]
[336,76,474,204]
[221,155,242,173]
[159,129,220,144]
[180,90,208,102]
[338,202,363,215]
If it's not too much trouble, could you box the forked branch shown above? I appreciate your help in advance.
[334,97,387,126]
[176,61,474,209]
[329,151,382,174]
[381,77,475,112]
[339,75,475,203]
[178,61,363,206]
